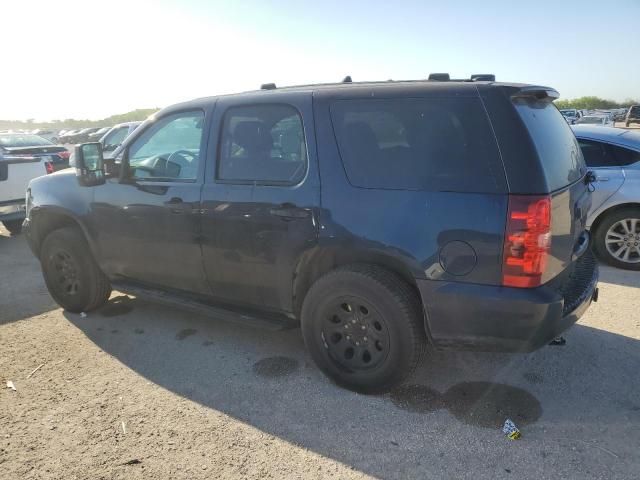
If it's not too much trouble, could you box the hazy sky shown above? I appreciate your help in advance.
[2,0,639,121]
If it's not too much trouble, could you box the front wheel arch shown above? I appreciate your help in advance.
[30,208,95,258]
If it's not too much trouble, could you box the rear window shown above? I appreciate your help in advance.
[329,97,504,192]
[515,101,585,191]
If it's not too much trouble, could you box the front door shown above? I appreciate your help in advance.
[91,109,210,294]
[200,96,320,312]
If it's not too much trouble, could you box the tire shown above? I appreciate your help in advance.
[2,220,23,235]
[593,208,640,271]
[40,227,112,312]
[301,264,426,393]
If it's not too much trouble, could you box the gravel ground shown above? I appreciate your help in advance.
[1,225,639,479]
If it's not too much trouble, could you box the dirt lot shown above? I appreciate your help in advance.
[1,225,639,480]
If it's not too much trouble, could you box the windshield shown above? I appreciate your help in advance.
[560,110,576,117]
[0,134,54,147]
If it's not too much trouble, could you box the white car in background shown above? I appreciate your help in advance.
[559,108,581,124]
[572,125,640,270]
[576,115,613,127]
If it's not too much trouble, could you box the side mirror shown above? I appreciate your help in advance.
[74,142,105,186]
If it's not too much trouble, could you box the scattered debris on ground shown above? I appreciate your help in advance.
[502,419,521,440]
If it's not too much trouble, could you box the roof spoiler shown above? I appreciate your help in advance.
[511,86,560,101]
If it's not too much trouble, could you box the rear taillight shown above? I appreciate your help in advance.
[502,195,551,288]
[45,161,54,174]
[58,150,70,160]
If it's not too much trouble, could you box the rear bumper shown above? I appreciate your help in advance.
[417,251,599,352]
[0,199,26,222]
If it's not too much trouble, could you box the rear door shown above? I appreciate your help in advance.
[200,94,320,312]
[575,138,625,213]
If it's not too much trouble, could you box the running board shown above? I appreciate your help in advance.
[112,282,298,331]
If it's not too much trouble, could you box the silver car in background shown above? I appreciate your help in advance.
[572,125,640,270]
[99,121,142,159]
[575,115,613,127]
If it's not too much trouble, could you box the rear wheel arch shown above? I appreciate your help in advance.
[292,247,430,336]
[299,262,427,392]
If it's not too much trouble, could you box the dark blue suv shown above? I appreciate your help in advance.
[24,76,599,392]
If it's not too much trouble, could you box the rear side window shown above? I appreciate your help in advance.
[329,97,504,192]
[515,101,585,191]
[218,104,307,185]
[577,139,640,168]
[611,145,640,166]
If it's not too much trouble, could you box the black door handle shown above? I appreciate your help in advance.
[270,203,311,220]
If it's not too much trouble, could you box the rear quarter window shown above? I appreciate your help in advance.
[329,97,505,193]
[515,101,585,191]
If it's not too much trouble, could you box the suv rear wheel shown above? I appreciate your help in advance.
[40,227,112,312]
[593,208,640,270]
[301,264,426,393]
[2,220,23,235]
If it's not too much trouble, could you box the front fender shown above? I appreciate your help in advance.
[26,170,96,257]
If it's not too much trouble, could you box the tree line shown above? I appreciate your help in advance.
[554,96,638,110]
[0,108,160,131]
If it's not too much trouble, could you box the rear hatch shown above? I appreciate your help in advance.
[512,92,591,283]
[2,145,70,171]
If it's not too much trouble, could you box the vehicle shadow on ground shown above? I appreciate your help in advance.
[0,233,58,325]
[65,295,640,479]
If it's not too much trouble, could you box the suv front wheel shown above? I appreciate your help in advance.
[40,227,112,312]
[301,264,426,393]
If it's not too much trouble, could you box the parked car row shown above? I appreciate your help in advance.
[560,106,640,128]
[2,122,142,158]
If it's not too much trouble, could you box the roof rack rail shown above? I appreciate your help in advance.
[261,83,277,90]
[428,73,450,81]
[342,75,352,83]
[470,74,496,82]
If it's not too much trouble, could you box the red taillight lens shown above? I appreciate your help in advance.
[502,195,551,288]
[58,150,70,160]
[45,161,54,174]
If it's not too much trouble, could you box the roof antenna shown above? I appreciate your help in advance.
[342,75,352,83]
[260,83,276,90]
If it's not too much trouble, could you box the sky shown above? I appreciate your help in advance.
[2,0,639,121]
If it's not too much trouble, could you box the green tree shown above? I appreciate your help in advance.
[0,108,160,131]
[555,96,638,110]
